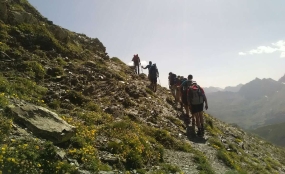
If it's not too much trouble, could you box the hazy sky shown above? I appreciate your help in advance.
[28,0,285,88]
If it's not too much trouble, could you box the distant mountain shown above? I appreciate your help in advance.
[279,74,285,83]
[238,78,284,100]
[251,122,285,146]
[204,86,223,93]
[207,76,285,129]
[224,84,243,92]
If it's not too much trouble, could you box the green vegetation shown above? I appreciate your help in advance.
[193,152,215,174]
[0,0,285,173]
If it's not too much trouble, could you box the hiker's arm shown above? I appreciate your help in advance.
[203,95,208,110]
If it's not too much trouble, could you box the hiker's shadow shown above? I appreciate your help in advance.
[186,125,207,144]
[177,113,207,144]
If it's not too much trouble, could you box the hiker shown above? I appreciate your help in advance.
[187,79,209,137]
[180,75,192,120]
[149,63,159,92]
[132,54,140,74]
[142,61,152,81]
[175,76,183,108]
[168,72,176,98]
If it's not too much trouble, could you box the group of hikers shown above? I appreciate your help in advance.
[168,73,209,137]
[132,54,209,137]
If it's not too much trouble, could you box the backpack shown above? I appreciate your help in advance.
[170,74,176,85]
[133,55,139,63]
[181,79,191,96]
[149,64,157,77]
[188,83,204,105]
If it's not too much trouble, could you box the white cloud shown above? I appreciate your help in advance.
[249,46,277,54]
[238,52,247,56]
[140,60,147,66]
[239,40,285,58]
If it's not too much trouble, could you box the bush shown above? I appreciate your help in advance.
[0,115,12,143]
[99,121,163,170]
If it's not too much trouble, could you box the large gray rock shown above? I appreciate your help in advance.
[0,0,8,22]
[6,103,76,144]
[10,10,38,24]
[49,25,69,41]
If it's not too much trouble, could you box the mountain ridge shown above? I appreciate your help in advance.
[0,0,285,173]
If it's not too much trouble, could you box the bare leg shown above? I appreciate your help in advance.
[195,113,200,129]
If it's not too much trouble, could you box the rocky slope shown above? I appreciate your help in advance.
[0,0,285,174]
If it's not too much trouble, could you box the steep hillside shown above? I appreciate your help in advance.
[1,0,285,174]
[251,122,285,146]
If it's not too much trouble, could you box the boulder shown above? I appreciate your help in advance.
[0,0,8,22]
[6,103,76,144]
[49,25,69,41]
[10,10,38,24]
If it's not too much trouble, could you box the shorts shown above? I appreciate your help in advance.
[191,103,204,114]
[151,76,157,83]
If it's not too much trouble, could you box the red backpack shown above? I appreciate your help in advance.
[133,55,139,63]
[188,83,204,105]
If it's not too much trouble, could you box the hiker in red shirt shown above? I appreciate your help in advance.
[132,54,141,74]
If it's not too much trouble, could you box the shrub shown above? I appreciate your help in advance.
[84,102,101,112]
[65,90,88,106]
[23,61,45,80]
[193,152,215,174]
[0,114,12,143]
[99,121,163,170]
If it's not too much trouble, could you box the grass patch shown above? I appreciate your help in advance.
[208,138,224,149]
[98,120,163,170]
[193,151,215,174]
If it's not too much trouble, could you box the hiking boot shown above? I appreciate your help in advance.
[197,128,203,137]
[201,127,205,134]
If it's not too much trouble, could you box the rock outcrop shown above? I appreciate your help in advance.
[6,103,76,144]
[0,0,8,22]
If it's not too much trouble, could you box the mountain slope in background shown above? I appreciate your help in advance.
[0,0,285,173]
[204,86,223,93]
[251,122,285,146]
[224,84,243,92]
[207,77,285,129]
[279,74,285,83]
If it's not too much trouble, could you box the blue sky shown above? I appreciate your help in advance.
[28,0,285,88]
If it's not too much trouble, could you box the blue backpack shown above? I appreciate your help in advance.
[149,64,157,77]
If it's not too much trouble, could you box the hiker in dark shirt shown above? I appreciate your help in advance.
[142,61,152,81]
[149,63,159,92]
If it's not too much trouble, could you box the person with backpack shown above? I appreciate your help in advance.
[132,54,140,74]
[142,61,152,81]
[180,75,192,120]
[175,76,183,108]
[187,79,209,137]
[168,72,176,98]
[149,63,159,92]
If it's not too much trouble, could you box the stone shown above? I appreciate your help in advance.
[10,10,38,24]
[6,103,76,144]
[49,25,69,41]
[0,0,8,22]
